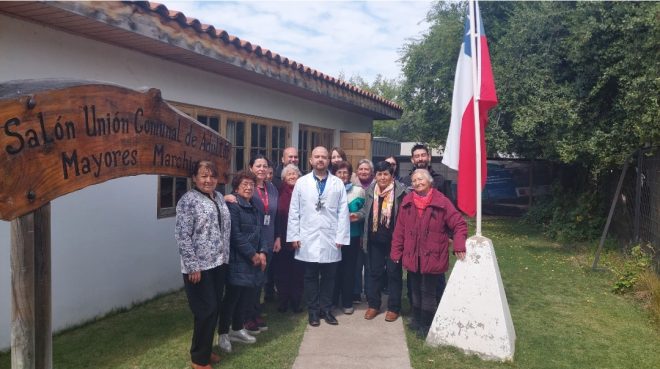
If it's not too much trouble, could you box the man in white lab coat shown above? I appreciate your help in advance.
[287,146,350,326]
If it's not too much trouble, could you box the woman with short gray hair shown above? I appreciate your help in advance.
[273,164,304,313]
[391,168,466,337]
[353,159,374,190]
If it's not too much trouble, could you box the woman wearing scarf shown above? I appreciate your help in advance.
[273,164,305,313]
[357,161,407,322]
[390,169,467,337]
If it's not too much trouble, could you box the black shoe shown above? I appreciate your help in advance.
[320,311,338,325]
[308,312,320,327]
[417,325,430,338]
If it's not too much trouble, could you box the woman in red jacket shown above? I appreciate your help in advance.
[390,169,467,336]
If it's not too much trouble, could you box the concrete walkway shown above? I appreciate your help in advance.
[292,298,412,369]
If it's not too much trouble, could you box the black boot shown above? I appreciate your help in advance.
[408,307,422,331]
[417,310,435,338]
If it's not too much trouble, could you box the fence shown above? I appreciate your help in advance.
[603,147,660,270]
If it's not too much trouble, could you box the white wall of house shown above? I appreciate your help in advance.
[0,14,374,349]
[0,175,180,350]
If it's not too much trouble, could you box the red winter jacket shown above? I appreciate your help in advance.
[390,189,467,274]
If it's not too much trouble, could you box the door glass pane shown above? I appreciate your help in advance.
[209,117,219,132]
[160,176,174,208]
[236,148,244,171]
[236,121,244,145]
[175,177,188,204]
[251,123,258,147]
[279,127,286,148]
[197,115,208,125]
[226,120,235,144]
[259,124,267,148]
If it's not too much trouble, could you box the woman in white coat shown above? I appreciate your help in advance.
[287,146,350,326]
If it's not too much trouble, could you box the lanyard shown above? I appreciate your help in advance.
[314,174,327,197]
[256,185,269,213]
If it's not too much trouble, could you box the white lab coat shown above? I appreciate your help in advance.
[287,171,350,263]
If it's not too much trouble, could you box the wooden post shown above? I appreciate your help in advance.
[34,204,52,369]
[11,203,51,369]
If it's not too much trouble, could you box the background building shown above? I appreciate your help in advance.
[0,1,401,350]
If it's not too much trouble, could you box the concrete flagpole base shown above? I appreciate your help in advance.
[426,235,516,361]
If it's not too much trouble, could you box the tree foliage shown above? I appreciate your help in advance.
[399,1,660,175]
[342,73,410,139]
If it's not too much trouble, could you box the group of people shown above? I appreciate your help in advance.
[175,144,467,369]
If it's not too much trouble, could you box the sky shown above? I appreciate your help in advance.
[158,0,434,84]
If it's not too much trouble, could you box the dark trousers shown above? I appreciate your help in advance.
[303,261,338,314]
[408,271,441,325]
[183,264,227,366]
[354,247,369,297]
[333,237,360,309]
[245,253,270,322]
[367,240,402,313]
[273,247,304,309]
[219,284,254,334]
[407,272,446,305]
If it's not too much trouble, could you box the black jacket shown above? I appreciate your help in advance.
[401,167,447,194]
[227,196,268,287]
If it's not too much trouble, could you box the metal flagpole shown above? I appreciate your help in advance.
[468,0,482,236]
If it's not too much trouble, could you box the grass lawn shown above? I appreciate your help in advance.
[0,289,308,369]
[405,218,660,369]
[1,217,658,368]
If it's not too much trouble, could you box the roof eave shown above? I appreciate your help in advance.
[0,1,402,120]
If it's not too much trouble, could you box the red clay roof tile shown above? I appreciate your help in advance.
[137,1,401,112]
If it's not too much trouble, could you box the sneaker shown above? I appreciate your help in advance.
[218,334,232,353]
[244,320,261,335]
[254,316,269,332]
[228,328,256,344]
[342,307,354,315]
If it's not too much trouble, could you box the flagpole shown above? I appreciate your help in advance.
[468,0,482,236]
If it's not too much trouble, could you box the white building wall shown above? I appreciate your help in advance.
[0,14,373,349]
[0,176,179,350]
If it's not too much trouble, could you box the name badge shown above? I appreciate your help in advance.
[263,214,271,226]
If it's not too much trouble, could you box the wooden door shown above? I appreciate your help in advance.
[340,132,372,170]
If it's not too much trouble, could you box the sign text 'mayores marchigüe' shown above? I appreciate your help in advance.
[0,81,231,221]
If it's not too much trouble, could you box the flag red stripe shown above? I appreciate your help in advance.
[456,36,497,217]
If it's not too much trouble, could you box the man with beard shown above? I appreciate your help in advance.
[287,146,350,327]
[272,147,300,189]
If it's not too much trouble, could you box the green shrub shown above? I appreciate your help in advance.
[522,183,606,242]
[609,244,654,294]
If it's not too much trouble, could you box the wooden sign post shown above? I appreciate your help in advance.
[0,80,232,369]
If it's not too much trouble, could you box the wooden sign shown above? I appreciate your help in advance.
[0,80,232,221]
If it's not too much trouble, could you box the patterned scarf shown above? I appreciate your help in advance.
[412,189,434,217]
[372,182,394,232]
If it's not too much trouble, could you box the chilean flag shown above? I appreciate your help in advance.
[441,2,497,217]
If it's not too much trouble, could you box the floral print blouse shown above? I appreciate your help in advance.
[175,189,231,274]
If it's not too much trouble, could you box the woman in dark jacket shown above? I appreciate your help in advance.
[218,170,268,354]
[273,163,304,313]
[390,169,467,337]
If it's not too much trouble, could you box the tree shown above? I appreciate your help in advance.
[399,1,659,174]
[343,73,411,140]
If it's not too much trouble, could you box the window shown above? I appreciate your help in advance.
[158,176,189,218]
[298,124,334,172]
[156,102,291,217]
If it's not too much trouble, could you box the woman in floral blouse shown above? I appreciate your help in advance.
[175,160,231,369]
